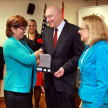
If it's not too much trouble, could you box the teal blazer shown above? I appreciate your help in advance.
[3,36,37,93]
[78,41,108,107]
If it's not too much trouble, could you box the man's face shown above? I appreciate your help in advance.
[45,9,59,28]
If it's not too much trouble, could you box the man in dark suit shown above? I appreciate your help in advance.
[39,5,84,108]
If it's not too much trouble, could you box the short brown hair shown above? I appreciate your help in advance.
[82,14,108,45]
[6,15,28,37]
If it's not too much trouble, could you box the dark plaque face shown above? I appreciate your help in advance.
[36,54,51,73]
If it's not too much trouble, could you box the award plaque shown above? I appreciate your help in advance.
[36,54,51,73]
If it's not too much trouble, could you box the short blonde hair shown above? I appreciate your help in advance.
[82,14,108,45]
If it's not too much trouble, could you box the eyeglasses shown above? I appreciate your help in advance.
[18,27,27,31]
[79,27,88,30]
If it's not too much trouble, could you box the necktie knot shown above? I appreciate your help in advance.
[53,28,58,48]
[55,28,58,32]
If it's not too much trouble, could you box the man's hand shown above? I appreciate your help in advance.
[34,48,43,60]
[34,51,40,59]
[38,48,44,54]
[54,67,64,78]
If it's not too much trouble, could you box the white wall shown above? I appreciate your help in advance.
[78,5,108,27]
[1,0,107,47]
[0,0,108,97]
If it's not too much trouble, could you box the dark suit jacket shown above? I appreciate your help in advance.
[0,46,5,80]
[41,20,84,92]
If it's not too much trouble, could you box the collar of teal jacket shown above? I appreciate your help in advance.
[78,40,107,72]
[9,36,34,54]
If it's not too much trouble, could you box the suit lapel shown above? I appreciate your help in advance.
[53,22,69,54]
[21,40,34,53]
[10,36,32,54]
[79,45,96,72]
[81,41,103,67]
[48,28,54,54]
[82,46,96,66]
[78,46,88,72]
[79,41,107,72]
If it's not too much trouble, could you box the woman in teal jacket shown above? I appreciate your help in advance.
[78,15,108,108]
[3,15,40,108]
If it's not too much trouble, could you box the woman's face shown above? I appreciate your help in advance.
[27,21,37,34]
[11,26,26,41]
[78,21,90,42]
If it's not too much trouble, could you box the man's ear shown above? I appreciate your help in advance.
[58,12,61,18]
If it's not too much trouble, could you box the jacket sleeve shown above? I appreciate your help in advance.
[91,45,108,108]
[3,41,36,65]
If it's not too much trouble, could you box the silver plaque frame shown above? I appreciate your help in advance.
[36,54,51,73]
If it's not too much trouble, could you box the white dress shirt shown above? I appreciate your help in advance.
[53,20,66,40]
